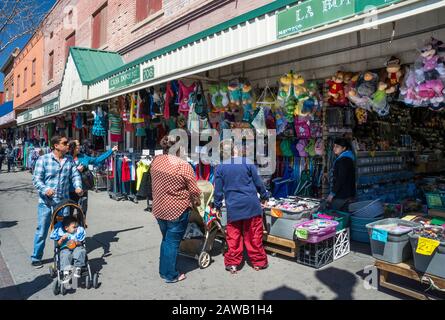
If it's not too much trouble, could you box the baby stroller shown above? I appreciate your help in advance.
[179,180,226,269]
[48,199,99,295]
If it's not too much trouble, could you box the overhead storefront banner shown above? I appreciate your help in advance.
[0,111,15,126]
[109,65,141,92]
[277,0,404,39]
[16,99,59,125]
[142,66,155,81]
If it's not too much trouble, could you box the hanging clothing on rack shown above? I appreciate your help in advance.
[130,93,145,124]
[92,108,107,136]
[109,113,123,142]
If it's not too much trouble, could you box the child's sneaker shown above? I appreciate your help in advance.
[73,267,82,278]
[61,271,71,284]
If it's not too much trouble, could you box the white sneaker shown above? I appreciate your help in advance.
[73,267,82,278]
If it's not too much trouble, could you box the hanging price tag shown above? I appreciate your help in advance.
[371,229,388,243]
[270,208,283,218]
[295,228,308,240]
[416,237,440,256]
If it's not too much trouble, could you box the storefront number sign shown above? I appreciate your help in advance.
[143,66,155,81]
[43,100,59,115]
[416,237,440,256]
[277,0,404,39]
[371,228,388,243]
[109,65,141,92]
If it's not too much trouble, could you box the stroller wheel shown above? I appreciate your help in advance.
[85,274,92,289]
[60,283,67,296]
[93,273,99,289]
[49,265,56,278]
[198,252,211,269]
[52,279,60,295]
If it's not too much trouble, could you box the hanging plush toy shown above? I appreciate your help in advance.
[278,72,293,102]
[228,80,242,106]
[242,81,254,122]
[327,71,348,106]
[355,108,368,124]
[385,56,403,94]
[400,38,445,110]
[371,82,390,116]
[348,72,379,111]
[220,83,230,108]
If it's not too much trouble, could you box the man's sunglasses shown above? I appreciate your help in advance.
[59,141,68,146]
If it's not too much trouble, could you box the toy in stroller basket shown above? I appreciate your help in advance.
[179,180,227,269]
[48,199,99,295]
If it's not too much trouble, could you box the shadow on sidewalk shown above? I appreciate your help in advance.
[0,221,18,229]
[85,226,144,257]
[0,274,52,300]
[315,267,357,300]
[262,285,318,300]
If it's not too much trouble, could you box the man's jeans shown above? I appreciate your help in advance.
[157,210,190,282]
[31,201,69,262]
[60,247,86,271]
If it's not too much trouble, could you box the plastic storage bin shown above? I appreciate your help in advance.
[265,207,312,220]
[351,215,383,243]
[297,237,334,269]
[312,210,350,231]
[349,199,384,218]
[265,215,309,240]
[294,219,338,243]
[366,218,422,264]
[409,233,445,278]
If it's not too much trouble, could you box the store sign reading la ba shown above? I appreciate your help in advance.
[277,0,404,39]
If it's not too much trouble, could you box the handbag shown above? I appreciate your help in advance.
[81,169,95,191]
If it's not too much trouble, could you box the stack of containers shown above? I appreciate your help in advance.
[366,218,422,264]
[294,219,339,268]
[349,200,384,243]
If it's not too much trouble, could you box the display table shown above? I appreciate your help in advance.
[263,234,298,258]
[375,260,445,300]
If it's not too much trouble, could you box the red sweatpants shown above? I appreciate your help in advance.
[224,215,268,268]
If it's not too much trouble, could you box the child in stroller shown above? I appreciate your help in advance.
[48,200,99,295]
[50,215,86,283]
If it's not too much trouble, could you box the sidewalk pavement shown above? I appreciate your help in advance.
[0,171,404,300]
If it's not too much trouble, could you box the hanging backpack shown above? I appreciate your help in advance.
[294,117,311,139]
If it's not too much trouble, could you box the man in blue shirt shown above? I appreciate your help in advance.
[31,135,83,268]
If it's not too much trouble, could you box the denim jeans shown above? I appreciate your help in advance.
[31,203,53,262]
[157,210,190,282]
[60,247,86,270]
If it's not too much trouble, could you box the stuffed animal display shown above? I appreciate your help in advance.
[327,71,348,106]
[385,56,403,94]
[400,38,445,110]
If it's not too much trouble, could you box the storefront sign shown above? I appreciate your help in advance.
[277,0,404,39]
[109,65,141,92]
[0,111,15,126]
[16,99,59,125]
[142,66,155,81]
[416,237,440,256]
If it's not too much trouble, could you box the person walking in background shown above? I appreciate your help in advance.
[327,137,356,211]
[68,140,117,216]
[31,135,83,269]
[150,135,201,283]
[0,144,5,172]
[213,141,270,274]
[5,144,16,172]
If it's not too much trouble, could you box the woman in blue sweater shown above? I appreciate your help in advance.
[68,140,118,216]
[214,141,270,274]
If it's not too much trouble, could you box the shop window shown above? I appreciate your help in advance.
[136,0,162,23]
[16,75,20,97]
[92,3,108,49]
[48,51,54,81]
[65,32,76,60]
[23,67,27,92]
[31,59,36,86]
